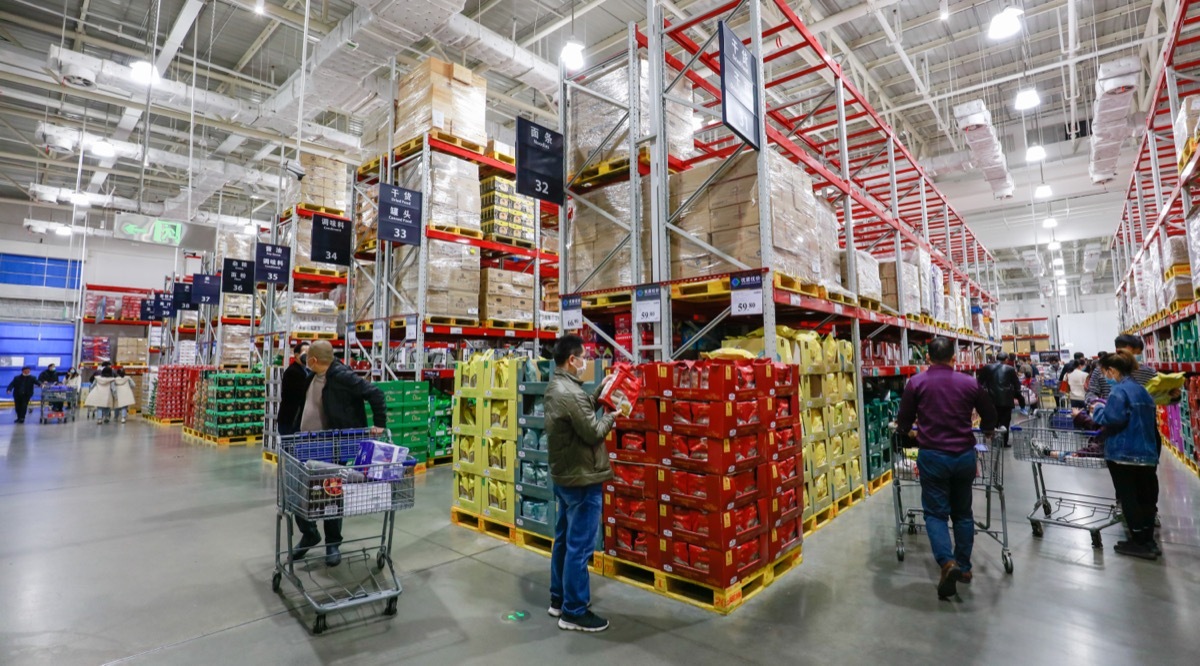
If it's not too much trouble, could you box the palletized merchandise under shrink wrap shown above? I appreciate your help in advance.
[222,294,254,319]
[219,326,252,366]
[479,268,535,323]
[1163,275,1193,307]
[930,265,945,322]
[1189,209,1200,284]
[355,183,379,246]
[567,178,651,291]
[393,57,487,147]
[840,250,882,302]
[878,259,920,316]
[901,249,933,315]
[1174,96,1200,167]
[217,230,256,261]
[395,151,481,232]
[567,58,695,175]
[389,239,481,320]
[1162,234,1191,270]
[298,153,349,211]
[115,337,149,365]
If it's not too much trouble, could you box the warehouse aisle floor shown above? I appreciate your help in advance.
[1,417,1198,665]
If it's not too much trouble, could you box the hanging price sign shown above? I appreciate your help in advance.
[561,295,583,331]
[139,298,156,322]
[634,285,662,324]
[730,272,764,316]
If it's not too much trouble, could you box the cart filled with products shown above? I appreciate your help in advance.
[38,386,78,424]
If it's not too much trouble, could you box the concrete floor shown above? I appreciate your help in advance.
[0,416,1197,666]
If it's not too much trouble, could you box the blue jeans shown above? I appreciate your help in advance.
[917,449,976,572]
[550,483,602,617]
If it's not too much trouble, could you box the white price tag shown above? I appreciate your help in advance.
[634,285,662,323]
[372,320,386,344]
[731,287,763,316]
[405,317,417,341]
[563,307,583,330]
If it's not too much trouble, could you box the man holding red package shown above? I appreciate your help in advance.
[544,335,631,633]
[895,337,997,601]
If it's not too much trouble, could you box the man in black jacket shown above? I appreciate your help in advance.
[277,342,309,436]
[37,364,63,412]
[290,340,388,566]
[981,353,1024,447]
[6,367,37,424]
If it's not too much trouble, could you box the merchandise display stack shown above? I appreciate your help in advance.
[796,337,864,530]
[428,386,453,462]
[184,371,265,444]
[451,352,521,530]
[81,336,112,365]
[863,385,903,487]
[1001,318,1052,357]
[480,268,535,327]
[368,380,430,463]
[480,176,537,248]
[280,295,340,339]
[393,57,487,150]
[513,358,555,539]
[147,365,212,425]
[115,337,150,368]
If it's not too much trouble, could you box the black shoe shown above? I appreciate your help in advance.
[937,562,962,599]
[290,534,321,561]
[1113,541,1158,560]
[325,545,342,567]
[14,419,23,424]
[558,610,608,632]
[548,599,590,618]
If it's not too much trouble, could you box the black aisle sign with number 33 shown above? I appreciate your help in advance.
[378,184,422,247]
[311,213,352,267]
[516,117,564,205]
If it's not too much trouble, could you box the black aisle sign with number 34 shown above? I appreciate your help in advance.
[311,213,352,267]
[516,117,564,205]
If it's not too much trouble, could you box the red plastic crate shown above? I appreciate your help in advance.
[604,524,661,568]
[603,492,658,534]
[607,460,658,499]
[659,498,768,550]
[614,397,660,432]
[647,359,772,401]
[768,485,803,528]
[771,426,802,461]
[661,431,765,474]
[605,429,662,465]
[768,518,803,560]
[657,465,764,512]
[660,398,770,438]
[660,533,768,588]
[766,454,804,496]
[770,393,800,428]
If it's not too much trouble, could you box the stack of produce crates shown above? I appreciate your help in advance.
[428,386,453,461]
[369,380,431,462]
[451,352,520,526]
[189,371,265,441]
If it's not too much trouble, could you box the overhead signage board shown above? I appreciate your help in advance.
[515,117,565,205]
[378,184,423,246]
[221,258,253,295]
[255,242,291,284]
[311,213,352,266]
[191,274,220,305]
[718,21,761,151]
[172,282,196,312]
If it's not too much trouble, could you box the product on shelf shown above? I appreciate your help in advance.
[81,336,112,364]
[568,177,652,291]
[115,338,149,366]
[153,365,214,420]
[218,326,253,366]
[292,215,345,273]
[842,250,882,302]
[878,259,920,316]
[189,371,265,439]
[395,149,482,233]
[217,229,256,261]
[479,268,535,323]
[298,153,349,211]
[480,175,537,245]
[393,56,488,148]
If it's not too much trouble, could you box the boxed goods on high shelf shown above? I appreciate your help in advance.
[115,337,149,366]
[398,152,482,233]
[217,229,255,262]
[187,371,264,442]
[902,249,934,316]
[480,268,535,325]
[1173,96,1200,170]
[175,339,198,365]
[842,250,883,305]
[298,153,349,212]
[394,57,487,148]
[568,178,651,291]
[879,258,920,316]
[1161,235,1193,309]
[81,336,112,364]
[367,380,430,462]
[151,365,213,422]
[280,295,340,336]
[84,289,148,321]
[215,326,253,366]
[480,175,537,247]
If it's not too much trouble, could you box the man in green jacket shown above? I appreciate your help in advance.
[545,334,622,632]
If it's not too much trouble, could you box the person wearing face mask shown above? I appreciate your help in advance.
[544,334,624,633]
[1086,336,1166,401]
[1091,351,1161,560]
[277,341,310,437]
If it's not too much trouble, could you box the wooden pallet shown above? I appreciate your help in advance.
[450,506,516,541]
[483,233,536,250]
[773,273,824,298]
[858,297,884,313]
[425,315,480,327]
[395,131,486,160]
[606,553,772,615]
[183,426,262,446]
[1169,298,1195,313]
[827,290,856,306]
[143,415,185,426]
[569,154,638,190]
[1165,264,1191,281]
[582,291,633,308]
[513,529,554,557]
[868,469,894,494]
[263,450,279,464]
[290,331,338,340]
[427,453,453,468]
[294,265,348,278]
[802,503,837,536]
[835,486,866,513]
[485,318,535,331]
[671,276,732,301]
[429,224,484,240]
[485,150,516,166]
[296,203,345,216]
[356,156,382,179]
[355,238,379,258]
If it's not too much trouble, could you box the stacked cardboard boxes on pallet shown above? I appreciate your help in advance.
[188,372,264,440]
[298,154,349,212]
[115,337,149,366]
[480,176,537,246]
[451,353,521,524]
[368,380,431,462]
[480,268,535,324]
[394,57,488,149]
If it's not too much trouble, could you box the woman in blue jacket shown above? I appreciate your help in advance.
[1092,351,1160,560]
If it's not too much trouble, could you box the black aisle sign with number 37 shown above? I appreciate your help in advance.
[516,117,564,205]
[311,213,352,267]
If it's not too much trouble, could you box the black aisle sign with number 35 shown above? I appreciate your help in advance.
[311,213,352,267]
[516,117,564,205]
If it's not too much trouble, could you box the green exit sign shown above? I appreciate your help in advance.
[115,214,185,246]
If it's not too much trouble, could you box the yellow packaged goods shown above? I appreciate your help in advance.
[395,152,481,232]
[480,175,516,196]
[394,57,487,147]
[481,191,535,216]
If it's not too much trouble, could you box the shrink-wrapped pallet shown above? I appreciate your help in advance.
[841,250,882,302]
[394,57,487,147]
[567,178,651,291]
[878,259,920,316]
[395,152,481,232]
[298,154,348,212]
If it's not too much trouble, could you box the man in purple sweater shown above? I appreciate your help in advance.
[896,337,997,600]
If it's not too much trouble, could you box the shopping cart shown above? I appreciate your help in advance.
[892,428,1013,574]
[1011,411,1121,549]
[38,386,77,424]
[272,428,417,634]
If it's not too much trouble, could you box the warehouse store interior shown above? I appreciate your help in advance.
[1,0,1199,664]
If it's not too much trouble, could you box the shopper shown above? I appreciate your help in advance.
[111,369,137,424]
[1087,336,1168,401]
[980,352,1023,447]
[895,337,997,600]
[1067,362,1090,409]
[277,341,310,436]
[289,340,387,567]
[1092,351,1161,560]
[1059,352,1086,383]
[85,367,117,423]
[64,369,81,391]
[6,366,37,424]
[545,334,623,632]
[37,363,60,386]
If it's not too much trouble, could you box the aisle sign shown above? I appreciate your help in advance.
[255,242,291,284]
[634,285,662,324]
[562,295,583,331]
[718,21,760,151]
[311,213,352,266]
[378,184,422,246]
[155,293,174,319]
[139,298,156,322]
[515,117,564,205]
[191,274,220,305]
[172,282,196,311]
[221,258,253,295]
[372,319,386,345]
[730,272,764,316]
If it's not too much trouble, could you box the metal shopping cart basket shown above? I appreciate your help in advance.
[272,428,417,634]
[1011,411,1121,549]
[892,428,1012,574]
[38,386,77,424]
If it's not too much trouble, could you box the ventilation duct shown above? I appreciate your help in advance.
[1089,56,1140,185]
[953,100,1014,199]
[433,13,560,94]
[28,184,261,229]
[1021,249,1044,277]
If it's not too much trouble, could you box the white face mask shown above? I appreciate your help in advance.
[571,356,587,376]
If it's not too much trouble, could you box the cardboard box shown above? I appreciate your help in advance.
[394,57,488,146]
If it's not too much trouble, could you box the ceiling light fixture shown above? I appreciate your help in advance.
[255,0,266,15]
[939,0,949,21]
[1025,145,1046,162]
[90,140,116,158]
[1048,240,1062,251]
[54,226,73,237]
[1014,88,1041,111]
[987,6,1024,40]
[560,3,584,72]
[130,60,160,85]
[1054,269,1065,277]
[1035,184,1052,199]
[1042,217,1057,229]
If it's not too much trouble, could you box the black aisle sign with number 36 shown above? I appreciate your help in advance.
[516,117,564,205]
[311,213,352,267]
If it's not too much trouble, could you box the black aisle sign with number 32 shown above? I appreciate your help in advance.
[311,213,352,267]
[516,117,564,205]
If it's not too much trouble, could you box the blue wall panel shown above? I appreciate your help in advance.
[0,322,75,395]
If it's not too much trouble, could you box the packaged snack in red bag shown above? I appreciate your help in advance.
[776,398,792,420]
[599,362,643,411]
[672,506,706,535]
[734,400,759,425]
[620,432,646,453]
[669,434,688,458]
[617,527,635,551]
[690,402,712,425]
[689,436,710,461]
[672,541,691,567]
[734,433,760,461]
[672,401,693,425]
[690,544,712,572]
[667,469,693,497]
[735,539,762,568]
[735,363,755,390]
[779,487,798,512]
[735,504,761,534]
[616,497,647,520]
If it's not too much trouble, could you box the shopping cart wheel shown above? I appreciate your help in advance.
[907,521,917,536]
[1090,531,1103,549]
[271,571,281,593]
[896,544,905,562]
[384,597,398,616]
[1002,552,1014,574]
[1030,521,1044,538]
[1041,500,1052,517]
[376,553,387,572]
[312,614,327,635]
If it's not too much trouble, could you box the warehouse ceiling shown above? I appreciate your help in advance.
[0,0,1167,289]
